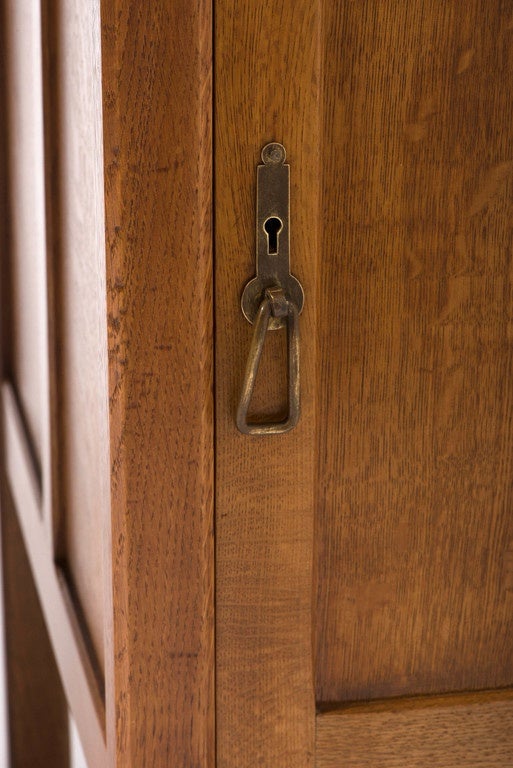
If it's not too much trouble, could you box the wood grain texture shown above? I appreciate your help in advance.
[316,690,513,768]
[215,1,321,765]
[100,1,214,765]
[0,484,69,768]
[49,0,109,678]
[316,0,513,703]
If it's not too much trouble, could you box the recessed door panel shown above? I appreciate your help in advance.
[315,0,513,704]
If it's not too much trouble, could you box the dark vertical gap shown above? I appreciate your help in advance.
[211,0,217,764]
[312,0,325,714]
[40,0,65,560]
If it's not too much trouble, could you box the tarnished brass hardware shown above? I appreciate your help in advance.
[237,143,303,435]
[241,142,304,331]
[237,288,300,435]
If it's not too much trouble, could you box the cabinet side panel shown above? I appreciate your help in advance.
[100,1,214,766]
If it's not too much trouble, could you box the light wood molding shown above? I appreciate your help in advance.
[1,383,106,767]
[47,0,110,677]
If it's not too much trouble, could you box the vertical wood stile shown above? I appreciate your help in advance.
[100,1,214,766]
[215,1,322,765]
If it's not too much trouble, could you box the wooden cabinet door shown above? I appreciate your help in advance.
[3,1,513,766]
[215,1,513,766]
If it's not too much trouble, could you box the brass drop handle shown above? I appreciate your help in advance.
[236,143,303,435]
[237,287,300,435]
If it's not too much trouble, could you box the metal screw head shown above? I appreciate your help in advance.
[261,142,286,165]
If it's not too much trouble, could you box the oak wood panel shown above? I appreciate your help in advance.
[3,0,48,472]
[0,484,69,768]
[316,0,513,703]
[50,0,109,677]
[2,383,106,767]
[100,1,214,765]
[215,1,321,765]
[316,690,513,768]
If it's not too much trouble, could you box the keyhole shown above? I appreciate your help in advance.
[264,217,283,255]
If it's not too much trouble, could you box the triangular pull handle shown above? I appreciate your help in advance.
[237,288,300,435]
